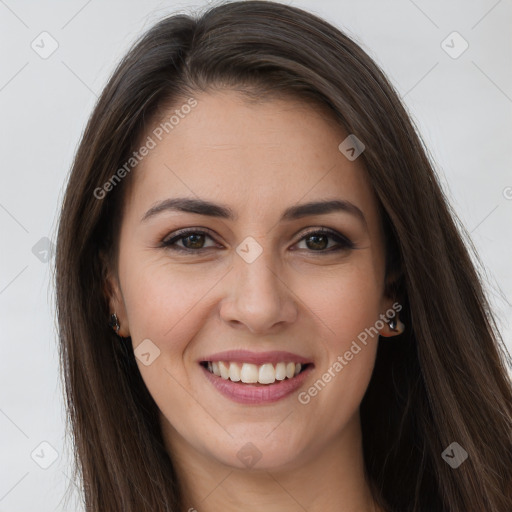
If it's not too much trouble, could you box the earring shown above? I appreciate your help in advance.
[108,313,120,334]
[388,316,405,334]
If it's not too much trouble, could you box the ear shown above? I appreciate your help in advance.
[100,250,130,338]
[378,295,405,338]
[378,316,405,338]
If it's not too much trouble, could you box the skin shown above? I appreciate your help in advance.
[107,90,400,512]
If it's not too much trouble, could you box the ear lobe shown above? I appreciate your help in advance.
[99,250,130,337]
[378,293,405,338]
[379,316,405,337]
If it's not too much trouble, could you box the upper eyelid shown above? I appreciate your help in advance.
[162,227,217,244]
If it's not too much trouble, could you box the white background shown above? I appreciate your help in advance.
[1,1,511,510]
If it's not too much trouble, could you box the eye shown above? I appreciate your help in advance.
[161,227,354,254]
[161,228,219,252]
[294,228,355,252]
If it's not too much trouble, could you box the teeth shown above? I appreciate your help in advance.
[205,361,305,384]
[218,361,230,380]
[240,363,259,383]
[258,363,276,384]
[228,362,241,382]
[275,362,287,380]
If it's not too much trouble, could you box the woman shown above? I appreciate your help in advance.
[55,1,512,511]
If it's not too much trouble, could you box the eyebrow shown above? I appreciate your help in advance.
[141,197,366,225]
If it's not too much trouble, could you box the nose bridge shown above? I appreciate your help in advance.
[235,239,282,304]
[220,238,297,332]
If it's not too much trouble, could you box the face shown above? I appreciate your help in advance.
[107,90,397,473]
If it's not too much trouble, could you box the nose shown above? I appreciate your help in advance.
[219,245,298,334]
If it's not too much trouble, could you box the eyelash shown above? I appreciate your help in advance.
[160,227,355,254]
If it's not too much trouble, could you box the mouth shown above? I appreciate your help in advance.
[200,360,312,386]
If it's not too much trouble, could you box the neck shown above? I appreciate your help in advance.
[162,413,381,512]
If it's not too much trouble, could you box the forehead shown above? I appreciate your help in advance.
[125,90,378,225]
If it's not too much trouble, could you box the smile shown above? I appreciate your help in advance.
[202,360,308,385]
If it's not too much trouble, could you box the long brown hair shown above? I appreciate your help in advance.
[55,2,512,510]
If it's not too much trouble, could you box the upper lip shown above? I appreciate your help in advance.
[198,350,313,366]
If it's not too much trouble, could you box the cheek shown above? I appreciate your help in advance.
[119,262,215,411]
[298,260,384,340]
[295,263,383,410]
[119,256,229,376]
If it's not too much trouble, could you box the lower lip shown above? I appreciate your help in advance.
[200,364,313,404]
